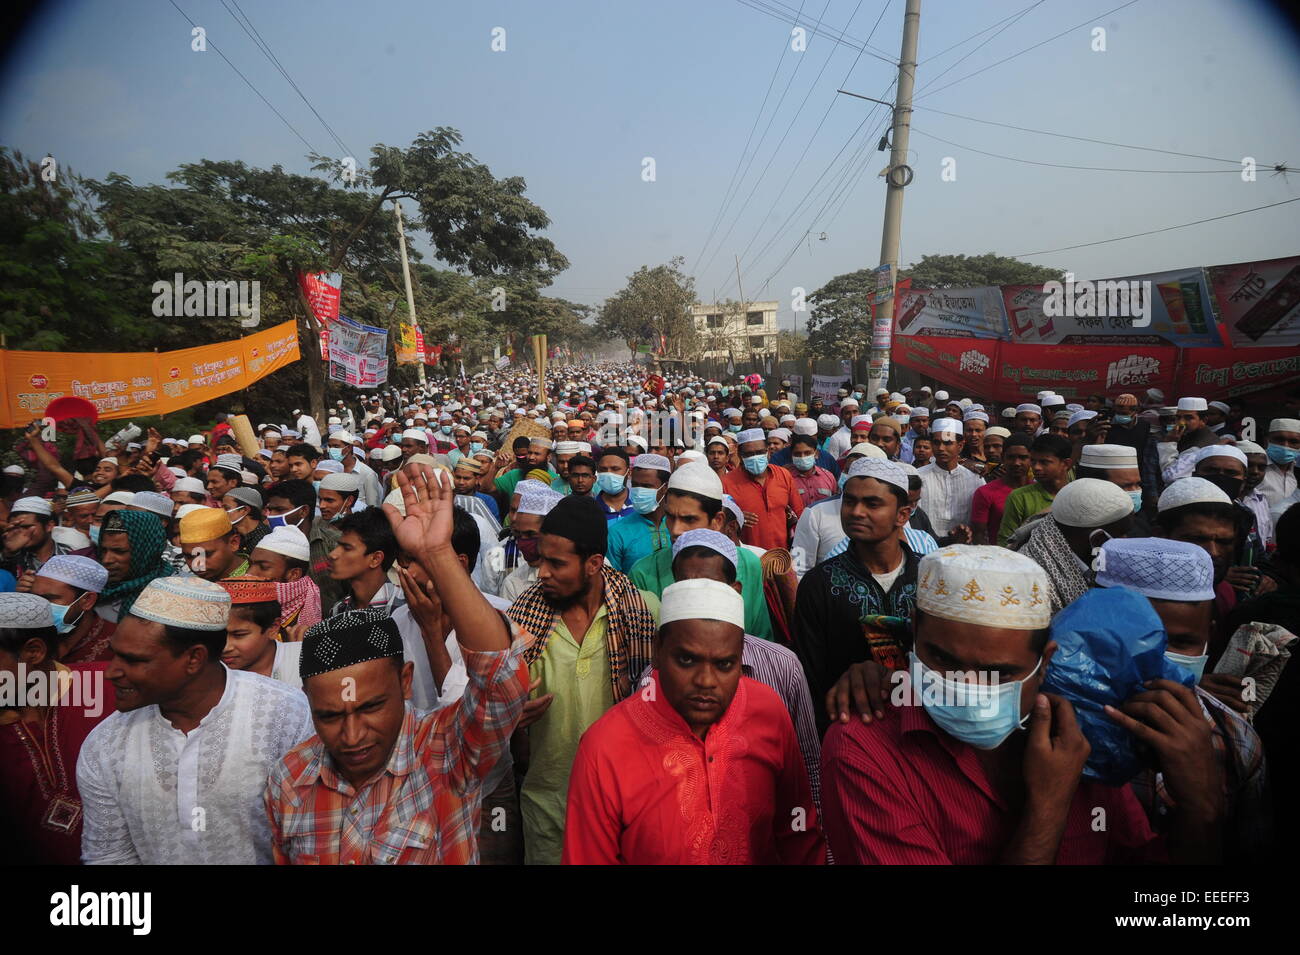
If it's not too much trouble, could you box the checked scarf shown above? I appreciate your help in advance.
[507,564,656,702]
[1014,516,1092,615]
[98,509,174,617]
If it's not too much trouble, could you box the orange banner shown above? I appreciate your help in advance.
[0,320,300,429]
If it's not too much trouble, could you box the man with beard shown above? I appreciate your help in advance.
[504,494,660,865]
[76,576,314,863]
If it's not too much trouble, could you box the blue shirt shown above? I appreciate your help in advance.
[597,493,635,522]
[606,512,669,572]
[771,446,841,476]
[474,491,500,520]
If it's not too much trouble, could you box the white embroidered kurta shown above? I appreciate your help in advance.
[77,667,315,864]
[917,462,984,537]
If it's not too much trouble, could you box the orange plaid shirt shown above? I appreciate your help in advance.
[264,634,530,865]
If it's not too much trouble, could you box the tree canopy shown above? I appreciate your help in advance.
[596,256,698,358]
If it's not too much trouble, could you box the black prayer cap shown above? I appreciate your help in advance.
[541,494,608,557]
[300,608,404,681]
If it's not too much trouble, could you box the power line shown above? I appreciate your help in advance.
[1010,197,1300,257]
[918,0,1046,64]
[916,0,1143,101]
[222,0,356,159]
[910,127,1245,173]
[166,0,319,154]
[758,0,896,59]
[732,0,897,66]
[912,0,1045,97]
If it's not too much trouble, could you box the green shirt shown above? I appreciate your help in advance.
[519,589,660,866]
[495,465,557,497]
[998,482,1057,545]
[628,544,773,643]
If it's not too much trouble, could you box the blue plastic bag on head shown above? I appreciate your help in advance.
[1042,587,1195,785]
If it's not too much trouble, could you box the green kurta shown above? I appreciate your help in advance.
[628,544,773,642]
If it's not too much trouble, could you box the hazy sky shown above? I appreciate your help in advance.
[3,0,1298,330]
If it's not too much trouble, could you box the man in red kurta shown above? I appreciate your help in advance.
[562,578,824,865]
[722,428,803,552]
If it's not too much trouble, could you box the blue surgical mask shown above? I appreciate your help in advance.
[89,524,101,545]
[327,447,344,462]
[312,480,321,494]
[441,425,452,435]
[1112,414,1134,425]
[912,651,1042,750]
[267,505,304,529]
[837,472,849,491]
[1128,490,1143,514]
[470,442,484,454]
[1267,443,1298,466]
[1164,649,1208,683]
[49,594,86,634]
[792,454,816,472]
[742,454,769,476]
[727,424,742,433]
[629,486,660,515]
[596,472,625,495]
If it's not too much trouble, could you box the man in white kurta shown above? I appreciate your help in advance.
[916,419,983,539]
[76,576,314,865]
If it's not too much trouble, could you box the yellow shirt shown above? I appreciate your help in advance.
[519,590,659,865]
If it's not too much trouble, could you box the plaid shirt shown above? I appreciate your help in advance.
[264,630,531,865]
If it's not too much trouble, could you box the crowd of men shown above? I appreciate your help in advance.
[2,360,1298,864]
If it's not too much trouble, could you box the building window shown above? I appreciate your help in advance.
[707,314,722,329]
[746,311,765,326]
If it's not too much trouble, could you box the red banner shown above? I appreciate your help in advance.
[1176,344,1300,399]
[893,336,997,398]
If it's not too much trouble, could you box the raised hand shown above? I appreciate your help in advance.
[382,462,454,559]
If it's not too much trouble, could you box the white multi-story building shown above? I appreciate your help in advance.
[691,301,778,361]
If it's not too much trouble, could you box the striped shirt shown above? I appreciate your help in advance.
[824,524,938,561]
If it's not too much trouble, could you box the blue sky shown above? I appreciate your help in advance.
[2,0,1298,330]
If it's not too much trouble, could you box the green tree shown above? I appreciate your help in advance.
[597,257,698,358]
[900,252,1064,289]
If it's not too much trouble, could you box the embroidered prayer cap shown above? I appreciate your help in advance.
[844,458,908,493]
[660,578,745,631]
[816,414,840,430]
[917,545,1050,630]
[847,442,887,460]
[36,554,108,594]
[736,428,765,445]
[218,577,280,604]
[1067,409,1098,429]
[300,608,404,681]
[554,441,582,455]
[1193,444,1247,468]
[1042,395,1066,409]
[1233,440,1265,456]
[1176,397,1207,412]
[212,453,244,476]
[632,453,672,474]
[518,485,564,517]
[672,528,738,569]
[986,426,1012,439]
[255,525,311,562]
[454,456,486,475]
[10,496,51,517]
[1158,476,1230,512]
[179,506,234,544]
[1078,444,1138,470]
[626,435,649,452]
[1095,537,1214,603]
[0,592,54,629]
[963,411,990,424]
[128,491,174,518]
[793,418,818,436]
[131,576,231,631]
[1016,403,1042,414]
[1268,418,1300,435]
[103,491,135,506]
[320,472,362,493]
[909,407,930,420]
[1051,478,1134,528]
[930,418,964,437]
[668,462,724,501]
[934,391,949,401]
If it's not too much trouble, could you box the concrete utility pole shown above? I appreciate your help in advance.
[393,200,427,386]
[868,0,920,398]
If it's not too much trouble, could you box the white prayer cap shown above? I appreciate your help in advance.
[816,414,839,430]
[518,485,564,517]
[1268,418,1300,435]
[1067,409,1097,428]
[934,391,949,401]
[175,504,207,521]
[131,577,230,632]
[963,410,989,424]
[1078,444,1138,469]
[626,435,649,452]
[51,526,92,551]
[37,554,108,593]
[130,491,175,517]
[1015,403,1042,414]
[844,458,908,493]
[890,393,905,403]
[721,493,745,528]
[255,525,311,562]
[320,472,362,493]
[103,491,136,506]
[793,418,818,436]
[167,466,187,478]
[847,415,872,429]
[1096,537,1214,603]
[10,496,51,517]
[576,442,593,454]
[723,407,742,418]
[1042,394,1065,408]
[779,414,797,425]
[187,434,204,444]
[3,464,24,476]
[707,436,730,449]
[633,453,672,474]
[1065,403,1083,413]
[736,428,765,444]
[1193,444,1247,468]
[381,445,403,462]
[840,397,860,409]
[213,453,243,475]
[554,441,581,454]
[931,418,963,437]
[369,448,384,460]
[1177,397,1208,412]
[894,461,920,477]
[331,430,356,444]
[1158,476,1230,512]
[847,442,887,460]
[327,416,341,425]
[1234,440,1265,456]
[672,528,737,569]
[896,406,912,416]
[401,428,429,443]
[315,459,344,474]
[909,407,930,420]
[986,426,1012,439]
[0,592,54,629]
[659,578,745,631]
[1000,407,1017,419]
[917,545,1049,629]
[916,385,930,394]
[677,450,705,465]
[1146,388,1164,402]
[1051,478,1133,528]
[668,462,724,501]
[1208,401,1230,415]
[768,428,791,443]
